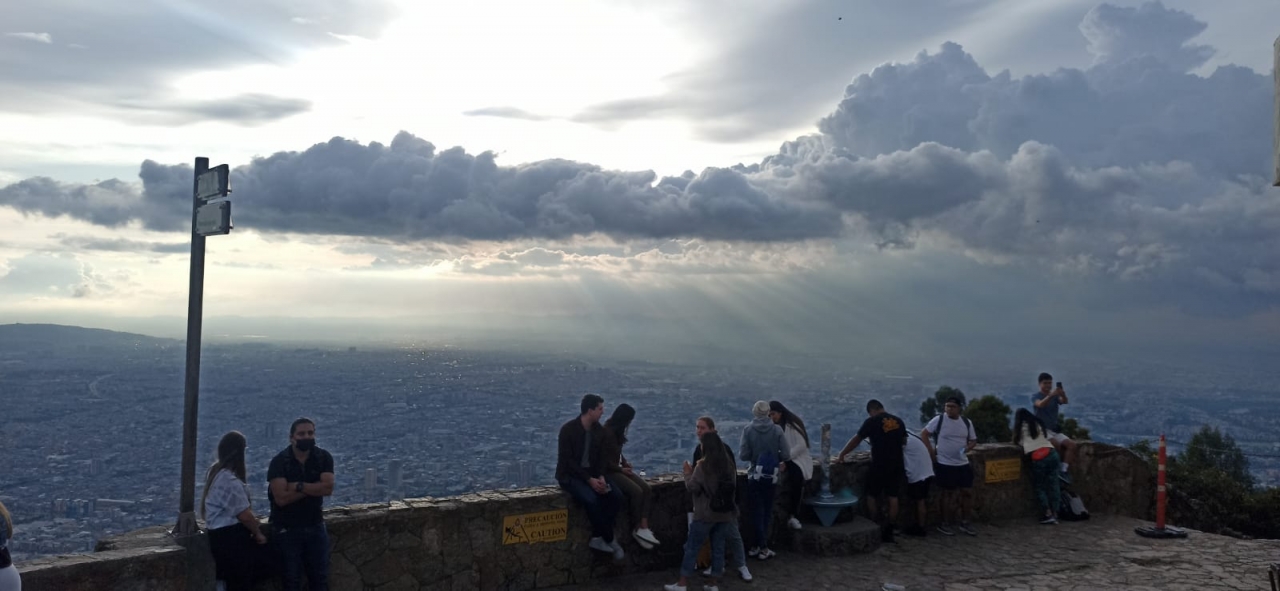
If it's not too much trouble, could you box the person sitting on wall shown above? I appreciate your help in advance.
[600,403,661,549]
[556,393,625,560]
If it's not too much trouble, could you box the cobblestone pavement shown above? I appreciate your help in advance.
[553,516,1280,591]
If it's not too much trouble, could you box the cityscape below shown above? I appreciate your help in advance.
[1,323,1277,560]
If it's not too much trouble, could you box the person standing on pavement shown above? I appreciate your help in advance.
[202,431,271,591]
[739,400,790,561]
[692,416,752,583]
[1014,408,1062,525]
[267,417,336,591]
[666,431,738,591]
[902,431,935,537]
[921,396,978,536]
[769,400,813,531]
[837,399,907,543]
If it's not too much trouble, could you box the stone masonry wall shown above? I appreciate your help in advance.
[20,442,1150,591]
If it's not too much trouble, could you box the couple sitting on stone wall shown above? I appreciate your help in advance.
[554,394,662,562]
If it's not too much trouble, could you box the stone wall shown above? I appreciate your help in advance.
[20,442,1151,591]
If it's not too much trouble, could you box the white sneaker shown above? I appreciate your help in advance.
[701,567,712,577]
[588,537,612,553]
[787,516,802,530]
[756,548,776,560]
[634,528,661,546]
[663,585,687,591]
[703,586,720,591]
[747,546,760,558]
[609,538,626,560]
[738,566,753,581]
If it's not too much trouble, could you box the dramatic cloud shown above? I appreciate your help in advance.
[0,0,394,120]
[2,2,1277,312]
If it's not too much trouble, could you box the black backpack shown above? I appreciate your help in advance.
[1058,490,1090,521]
[708,476,737,513]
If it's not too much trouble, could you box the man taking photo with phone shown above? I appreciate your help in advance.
[1031,373,1077,484]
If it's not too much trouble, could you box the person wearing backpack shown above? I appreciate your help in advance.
[739,400,790,561]
[666,431,739,591]
[692,416,752,583]
[921,396,978,536]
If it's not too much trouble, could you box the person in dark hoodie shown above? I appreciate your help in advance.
[739,400,789,561]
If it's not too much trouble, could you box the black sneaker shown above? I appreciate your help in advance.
[880,524,896,543]
[904,525,926,537]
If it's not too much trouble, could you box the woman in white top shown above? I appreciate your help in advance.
[202,431,270,590]
[0,500,20,591]
[769,400,812,531]
[1013,409,1061,525]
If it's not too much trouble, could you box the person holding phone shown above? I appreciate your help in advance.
[1031,373,1077,484]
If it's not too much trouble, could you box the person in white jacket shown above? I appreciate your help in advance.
[769,400,812,531]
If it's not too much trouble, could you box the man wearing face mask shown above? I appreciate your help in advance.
[268,417,336,591]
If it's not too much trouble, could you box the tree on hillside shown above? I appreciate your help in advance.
[1057,414,1091,441]
[918,385,967,425]
[1179,426,1253,488]
[963,395,1012,443]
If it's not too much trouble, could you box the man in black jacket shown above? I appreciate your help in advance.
[557,393,624,559]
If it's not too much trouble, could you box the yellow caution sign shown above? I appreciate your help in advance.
[502,509,568,545]
[984,458,1022,483]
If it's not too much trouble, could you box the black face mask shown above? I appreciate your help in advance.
[294,438,316,452]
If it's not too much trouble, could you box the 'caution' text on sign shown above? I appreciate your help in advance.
[502,510,568,545]
[984,458,1022,483]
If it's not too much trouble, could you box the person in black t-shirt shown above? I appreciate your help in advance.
[267,417,335,591]
[837,399,907,541]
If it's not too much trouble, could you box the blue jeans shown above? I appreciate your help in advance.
[745,478,776,549]
[682,521,728,578]
[720,520,747,569]
[277,522,330,591]
[559,478,623,542]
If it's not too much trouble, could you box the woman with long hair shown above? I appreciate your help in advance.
[1013,408,1061,524]
[666,431,738,591]
[202,431,270,590]
[0,500,21,591]
[601,403,660,548]
[769,400,812,531]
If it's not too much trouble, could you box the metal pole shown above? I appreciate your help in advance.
[174,157,209,537]
[1156,433,1167,531]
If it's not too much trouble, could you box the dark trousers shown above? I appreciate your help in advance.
[745,478,776,549]
[607,471,653,526]
[277,522,330,591]
[208,523,276,591]
[782,460,806,516]
[559,478,623,542]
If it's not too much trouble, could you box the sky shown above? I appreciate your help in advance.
[1,0,1278,369]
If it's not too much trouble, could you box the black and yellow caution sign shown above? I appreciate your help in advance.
[984,458,1022,483]
[502,509,568,545]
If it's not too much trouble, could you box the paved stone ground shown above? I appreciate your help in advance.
[552,516,1280,591]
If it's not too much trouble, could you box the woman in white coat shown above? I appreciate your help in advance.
[769,400,812,530]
